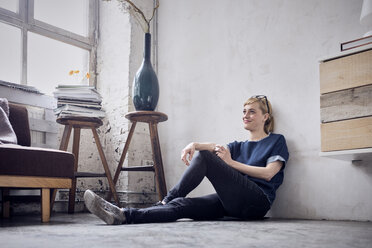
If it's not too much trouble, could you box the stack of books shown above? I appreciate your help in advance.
[340,35,372,52]
[53,84,105,119]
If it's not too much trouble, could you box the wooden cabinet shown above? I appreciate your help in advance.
[319,47,372,154]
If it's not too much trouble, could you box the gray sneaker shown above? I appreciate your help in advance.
[84,189,126,225]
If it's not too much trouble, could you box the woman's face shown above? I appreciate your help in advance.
[242,102,268,132]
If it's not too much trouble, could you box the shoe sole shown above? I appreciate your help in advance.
[84,190,116,225]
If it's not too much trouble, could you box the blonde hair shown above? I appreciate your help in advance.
[244,96,274,134]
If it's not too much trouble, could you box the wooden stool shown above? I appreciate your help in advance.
[57,116,120,213]
[111,111,168,201]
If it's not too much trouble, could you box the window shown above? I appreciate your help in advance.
[0,22,21,84]
[0,0,18,12]
[34,0,89,36]
[0,0,98,95]
[28,33,90,95]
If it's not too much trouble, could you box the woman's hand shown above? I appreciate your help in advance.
[214,145,233,165]
[181,142,196,166]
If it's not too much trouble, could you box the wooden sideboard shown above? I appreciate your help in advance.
[319,46,372,160]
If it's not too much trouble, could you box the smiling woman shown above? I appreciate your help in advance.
[243,95,274,136]
[83,95,289,225]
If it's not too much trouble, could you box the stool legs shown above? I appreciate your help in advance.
[107,121,137,201]
[68,127,81,213]
[58,123,121,213]
[91,128,120,206]
[58,114,167,210]
[59,125,72,150]
[52,125,72,214]
[149,123,167,199]
[110,121,167,202]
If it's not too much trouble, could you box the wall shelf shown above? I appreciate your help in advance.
[319,44,372,62]
[319,148,372,162]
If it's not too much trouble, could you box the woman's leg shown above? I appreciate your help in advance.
[84,189,224,225]
[84,151,270,224]
[163,151,270,219]
[125,194,225,224]
[162,151,218,203]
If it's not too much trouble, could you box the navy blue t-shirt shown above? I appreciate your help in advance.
[227,133,289,204]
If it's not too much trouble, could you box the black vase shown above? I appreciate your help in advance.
[132,33,159,111]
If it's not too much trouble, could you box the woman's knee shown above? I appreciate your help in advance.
[188,150,212,166]
[189,151,220,170]
[197,150,219,162]
[198,150,228,168]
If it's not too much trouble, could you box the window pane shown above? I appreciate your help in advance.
[28,33,89,96]
[0,0,18,13]
[0,22,21,84]
[34,0,88,36]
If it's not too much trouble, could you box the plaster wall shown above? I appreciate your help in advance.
[96,0,132,197]
[57,0,157,207]
[156,0,372,221]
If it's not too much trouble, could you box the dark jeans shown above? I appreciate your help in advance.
[124,151,270,224]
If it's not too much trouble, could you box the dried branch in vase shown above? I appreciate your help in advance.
[106,0,159,33]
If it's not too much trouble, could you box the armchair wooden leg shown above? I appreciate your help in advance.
[41,188,50,223]
[2,188,10,218]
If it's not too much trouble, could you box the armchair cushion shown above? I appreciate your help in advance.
[0,144,74,178]
[9,103,31,146]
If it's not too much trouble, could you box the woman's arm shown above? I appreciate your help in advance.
[228,160,282,181]
[215,145,283,181]
[181,142,216,166]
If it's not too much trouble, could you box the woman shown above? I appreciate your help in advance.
[84,95,289,224]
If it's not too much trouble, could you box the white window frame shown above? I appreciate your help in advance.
[0,0,98,87]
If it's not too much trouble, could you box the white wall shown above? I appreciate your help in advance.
[156,0,372,221]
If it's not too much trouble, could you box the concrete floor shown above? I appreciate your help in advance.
[0,213,371,248]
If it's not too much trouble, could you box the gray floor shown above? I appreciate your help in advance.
[1,213,371,248]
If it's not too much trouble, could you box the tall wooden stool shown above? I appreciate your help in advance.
[111,111,168,201]
[57,116,120,213]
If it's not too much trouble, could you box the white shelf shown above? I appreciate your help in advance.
[318,44,372,62]
[319,148,372,162]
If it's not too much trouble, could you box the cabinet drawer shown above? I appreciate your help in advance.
[321,116,372,152]
[320,49,372,94]
[320,84,372,123]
